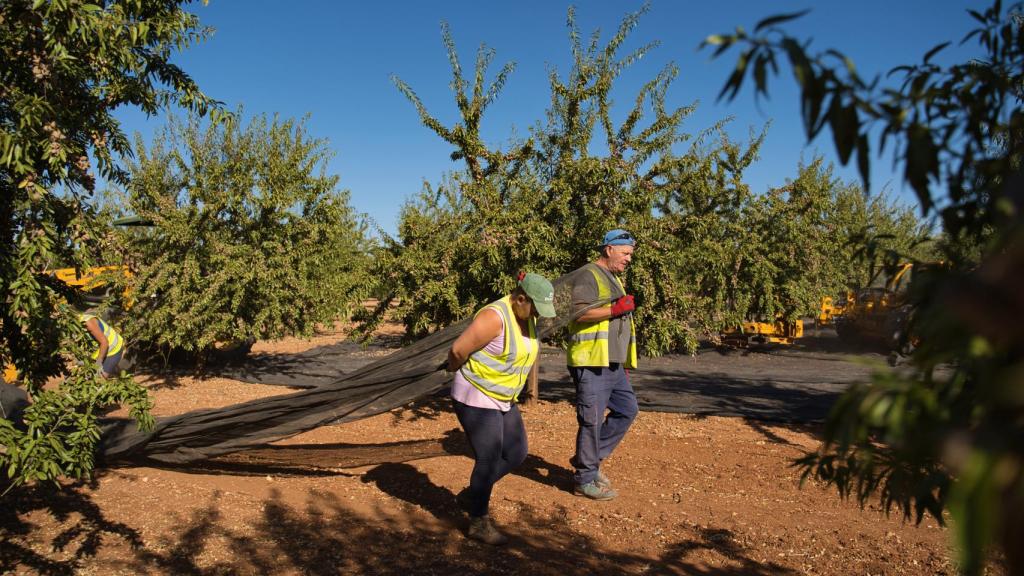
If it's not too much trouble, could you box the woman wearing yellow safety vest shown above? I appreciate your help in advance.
[445,272,556,545]
[81,311,125,379]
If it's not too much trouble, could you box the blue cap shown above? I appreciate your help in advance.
[601,229,636,247]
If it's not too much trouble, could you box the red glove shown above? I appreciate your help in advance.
[609,294,635,318]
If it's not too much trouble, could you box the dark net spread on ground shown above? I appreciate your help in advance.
[0,383,29,430]
[99,268,612,465]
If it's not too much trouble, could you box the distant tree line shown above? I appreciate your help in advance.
[365,6,929,355]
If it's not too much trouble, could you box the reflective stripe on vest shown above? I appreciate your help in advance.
[567,264,638,369]
[459,295,538,402]
[81,314,124,358]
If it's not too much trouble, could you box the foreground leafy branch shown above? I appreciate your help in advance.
[705,3,1024,573]
[1,0,222,486]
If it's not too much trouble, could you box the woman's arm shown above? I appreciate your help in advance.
[84,318,110,375]
[446,308,503,372]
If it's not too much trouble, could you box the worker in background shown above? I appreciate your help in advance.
[80,309,125,379]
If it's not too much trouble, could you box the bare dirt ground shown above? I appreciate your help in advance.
[1,323,1006,575]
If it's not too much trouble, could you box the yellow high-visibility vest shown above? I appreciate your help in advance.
[567,264,638,369]
[80,314,124,358]
[460,295,538,402]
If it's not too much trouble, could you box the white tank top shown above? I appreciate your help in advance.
[450,308,525,412]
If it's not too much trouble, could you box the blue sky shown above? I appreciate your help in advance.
[114,0,984,236]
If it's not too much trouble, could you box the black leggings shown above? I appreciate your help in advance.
[453,399,528,518]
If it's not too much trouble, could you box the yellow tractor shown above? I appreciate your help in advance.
[51,216,150,305]
[834,262,918,353]
[721,317,804,346]
[816,292,852,327]
[53,265,131,305]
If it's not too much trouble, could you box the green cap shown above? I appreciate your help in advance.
[519,273,556,318]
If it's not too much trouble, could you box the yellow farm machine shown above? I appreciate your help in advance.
[833,262,922,354]
[721,318,804,346]
[816,292,852,327]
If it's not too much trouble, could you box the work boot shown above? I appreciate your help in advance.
[574,481,618,501]
[467,515,508,545]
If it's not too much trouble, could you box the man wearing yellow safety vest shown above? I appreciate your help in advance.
[81,311,125,379]
[567,229,639,501]
[446,272,557,545]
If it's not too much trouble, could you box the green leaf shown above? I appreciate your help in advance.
[753,53,768,97]
[829,101,859,164]
[717,49,751,102]
[703,34,727,46]
[855,133,870,192]
[922,41,951,64]
[753,10,813,33]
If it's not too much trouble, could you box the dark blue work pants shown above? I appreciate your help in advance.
[453,400,528,518]
[570,363,638,485]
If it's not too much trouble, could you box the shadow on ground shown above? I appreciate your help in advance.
[0,480,142,576]
[1,478,798,575]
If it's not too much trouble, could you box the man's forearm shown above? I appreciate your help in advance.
[574,305,612,323]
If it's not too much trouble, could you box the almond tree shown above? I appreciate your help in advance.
[373,5,927,358]
[1,0,222,486]
[371,6,762,355]
[118,111,372,361]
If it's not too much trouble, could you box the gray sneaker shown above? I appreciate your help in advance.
[467,515,508,545]
[574,481,618,501]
